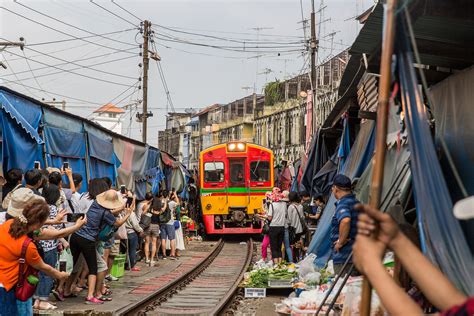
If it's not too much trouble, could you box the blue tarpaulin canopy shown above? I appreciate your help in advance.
[87,132,118,187]
[397,18,474,294]
[0,89,44,173]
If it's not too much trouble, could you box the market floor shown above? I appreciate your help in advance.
[34,241,217,315]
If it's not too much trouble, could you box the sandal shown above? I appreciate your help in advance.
[52,290,65,302]
[85,297,104,305]
[102,289,113,296]
[63,293,78,298]
[96,295,112,301]
[37,301,57,310]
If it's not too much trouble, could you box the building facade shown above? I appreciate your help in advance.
[91,103,125,134]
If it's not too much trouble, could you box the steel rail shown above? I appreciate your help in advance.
[118,239,225,315]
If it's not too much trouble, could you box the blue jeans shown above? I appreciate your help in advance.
[35,248,58,300]
[127,232,139,269]
[284,229,293,263]
[0,286,18,316]
[16,298,33,316]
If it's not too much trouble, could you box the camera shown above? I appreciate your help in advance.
[63,162,69,170]
[66,213,85,222]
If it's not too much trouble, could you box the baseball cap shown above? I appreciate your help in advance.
[7,188,45,218]
[333,174,352,190]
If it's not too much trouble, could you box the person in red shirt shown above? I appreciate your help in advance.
[0,200,69,316]
[353,204,473,316]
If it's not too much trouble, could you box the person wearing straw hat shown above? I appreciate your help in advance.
[67,189,132,305]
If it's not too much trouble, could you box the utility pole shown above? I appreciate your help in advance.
[43,99,66,111]
[142,20,150,143]
[0,39,25,69]
[310,0,318,132]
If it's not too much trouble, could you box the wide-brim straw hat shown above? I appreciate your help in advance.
[96,189,125,210]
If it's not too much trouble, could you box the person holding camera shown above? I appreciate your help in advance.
[144,195,165,266]
[161,190,177,260]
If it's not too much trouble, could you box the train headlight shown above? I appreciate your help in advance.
[206,203,212,210]
[227,142,246,152]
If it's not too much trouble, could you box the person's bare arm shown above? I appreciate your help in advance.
[335,217,350,252]
[356,204,467,311]
[114,207,133,227]
[65,168,76,193]
[31,260,69,281]
[37,216,87,240]
[391,233,467,310]
[353,233,423,315]
[45,209,67,225]
[111,204,125,215]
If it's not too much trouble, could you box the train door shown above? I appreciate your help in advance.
[227,157,248,221]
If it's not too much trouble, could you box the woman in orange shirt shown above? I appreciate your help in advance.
[0,200,69,316]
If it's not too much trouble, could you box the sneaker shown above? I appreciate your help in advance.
[161,256,167,260]
[85,297,104,305]
[105,275,118,282]
[149,260,155,267]
[145,259,150,264]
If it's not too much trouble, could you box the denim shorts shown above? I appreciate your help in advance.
[160,224,176,240]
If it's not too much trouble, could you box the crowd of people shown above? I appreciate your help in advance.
[0,165,187,315]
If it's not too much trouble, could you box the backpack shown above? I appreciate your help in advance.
[158,206,171,224]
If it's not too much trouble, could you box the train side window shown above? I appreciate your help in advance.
[250,161,270,182]
[204,162,224,182]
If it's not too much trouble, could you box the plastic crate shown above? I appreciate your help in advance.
[110,254,126,278]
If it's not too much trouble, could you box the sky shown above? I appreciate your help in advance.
[0,0,373,145]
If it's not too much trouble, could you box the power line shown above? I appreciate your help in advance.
[3,55,137,83]
[0,6,137,54]
[111,0,142,22]
[4,49,136,87]
[1,53,40,98]
[151,42,175,113]
[21,49,54,99]
[2,47,137,78]
[13,1,137,47]
[90,0,139,27]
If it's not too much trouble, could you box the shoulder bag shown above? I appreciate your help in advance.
[297,205,309,234]
[158,206,171,224]
[98,209,117,242]
[15,238,39,301]
[286,204,296,244]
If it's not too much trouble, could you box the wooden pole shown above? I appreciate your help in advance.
[360,0,398,315]
[142,20,150,143]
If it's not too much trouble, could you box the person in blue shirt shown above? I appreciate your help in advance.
[330,174,359,276]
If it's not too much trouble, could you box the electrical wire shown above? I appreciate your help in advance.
[4,55,138,83]
[26,28,136,47]
[90,0,139,27]
[21,49,54,99]
[111,0,142,22]
[1,53,40,98]
[5,49,136,87]
[14,1,137,47]
[0,6,137,54]
[2,47,137,78]
[151,41,175,112]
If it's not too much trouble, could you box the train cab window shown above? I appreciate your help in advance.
[204,162,224,182]
[250,161,270,182]
[229,159,245,187]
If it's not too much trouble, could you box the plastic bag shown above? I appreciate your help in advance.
[326,260,334,275]
[302,272,321,286]
[298,253,316,278]
[57,249,74,274]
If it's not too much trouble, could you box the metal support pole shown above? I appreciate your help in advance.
[142,20,150,143]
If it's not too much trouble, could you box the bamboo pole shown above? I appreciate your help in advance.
[360,0,398,315]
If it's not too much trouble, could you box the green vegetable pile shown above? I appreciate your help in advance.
[268,267,297,280]
[243,269,269,288]
[319,268,332,284]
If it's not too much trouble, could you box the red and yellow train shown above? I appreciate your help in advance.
[199,142,274,234]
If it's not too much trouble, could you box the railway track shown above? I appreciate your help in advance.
[119,239,253,316]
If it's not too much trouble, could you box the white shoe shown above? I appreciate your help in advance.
[145,259,150,264]
[149,260,155,267]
